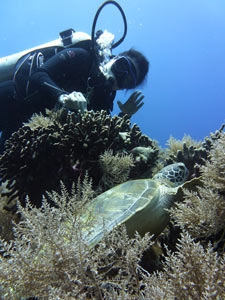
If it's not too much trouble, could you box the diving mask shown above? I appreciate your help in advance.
[111,56,137,89]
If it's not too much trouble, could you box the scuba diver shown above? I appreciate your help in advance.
[0,1,149,154]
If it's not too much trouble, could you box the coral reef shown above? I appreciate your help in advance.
[0,180,153,299]
[0,107,224,299]
[0,183,19,242]
[0,179,224,299]
[143,232,225,299]
[165,134,206,176]
[169,132,225,245]
[164,124,225,177]
[98,149,134,190]
[0,109,159,209]
[130,145,159,178]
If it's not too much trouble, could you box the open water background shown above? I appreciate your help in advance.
[1,0,225,147]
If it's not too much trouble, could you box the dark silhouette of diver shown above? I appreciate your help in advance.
[0,1,149,154]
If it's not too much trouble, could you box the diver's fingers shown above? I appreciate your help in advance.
[133,91,143,102]
[135,102,144,111]
[131,90,139,96]
[134,96,145,105]
[117,100,123,109]
[127,91,139,103]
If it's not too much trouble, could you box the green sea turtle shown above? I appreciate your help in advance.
[82,162,189,247]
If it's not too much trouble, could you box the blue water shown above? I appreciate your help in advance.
[0,0,225,147]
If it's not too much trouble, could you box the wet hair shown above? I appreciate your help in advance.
[118,48,149,86]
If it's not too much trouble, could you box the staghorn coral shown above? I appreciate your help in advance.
[0,109,159,208]
[169,132,225,242]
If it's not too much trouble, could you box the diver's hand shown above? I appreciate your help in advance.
[117,91,144,116]
[58,92,87,112]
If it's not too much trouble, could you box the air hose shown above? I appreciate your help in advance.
[91,0,127,51]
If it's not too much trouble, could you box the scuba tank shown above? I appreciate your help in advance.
[0,1,127,84]
[0,30,91,83]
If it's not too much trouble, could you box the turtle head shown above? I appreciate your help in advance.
[153,163,189,187]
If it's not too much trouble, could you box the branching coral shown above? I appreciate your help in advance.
[165,124,225,177]
[165,135,208,177]
[143,232,225,300]
[130,145,160,179]
[0,184,224,300]
[166,134,202,154]
[170,132,225,241]
[0,183,20,242]
[0,111,224,299]
[0,109,159,208]
[0,179,153,300]
[98,150,134,190]
[0,134,225,298]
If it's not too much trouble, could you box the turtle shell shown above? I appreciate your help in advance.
[82,178,177,247]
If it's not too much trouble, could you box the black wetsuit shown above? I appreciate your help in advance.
[0,46,116,153]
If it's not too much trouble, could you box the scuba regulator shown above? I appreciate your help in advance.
[91,1,127,53]
[0,1,127,84]
[88,1,128,93]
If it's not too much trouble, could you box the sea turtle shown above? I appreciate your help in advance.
[82,162,189,247]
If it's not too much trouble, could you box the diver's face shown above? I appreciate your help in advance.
[111,56,137,90]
